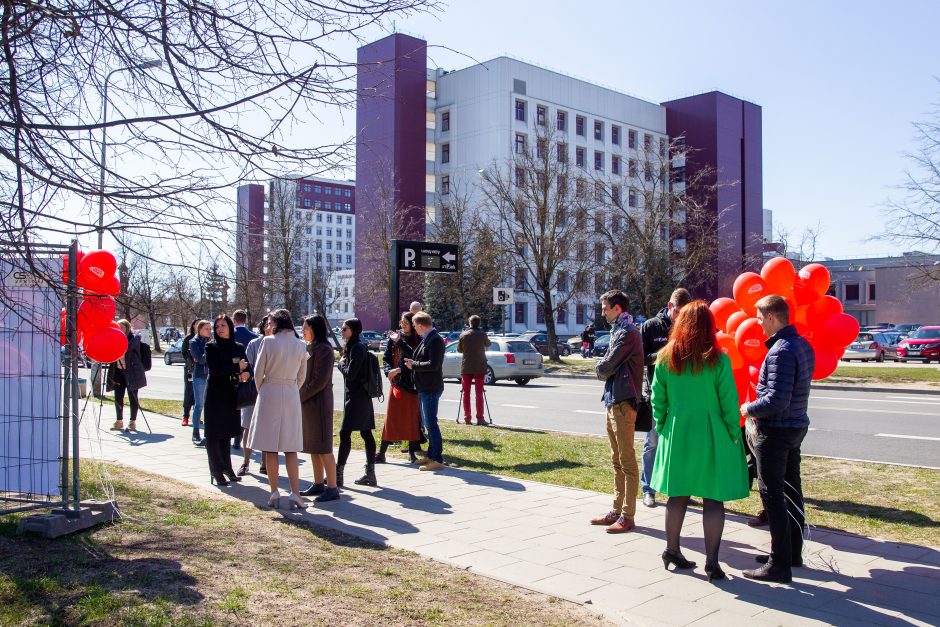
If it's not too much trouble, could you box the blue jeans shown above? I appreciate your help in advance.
[191,377,208,431]
[641,428,658,496]
[419,391,443,463]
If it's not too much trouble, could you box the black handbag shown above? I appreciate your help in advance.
[235,378,258,409]
[635,396,653,432]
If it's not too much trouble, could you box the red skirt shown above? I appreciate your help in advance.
[382,388,421,441]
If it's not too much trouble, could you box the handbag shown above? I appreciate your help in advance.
[235,377,258,409]
[635,396,653,432]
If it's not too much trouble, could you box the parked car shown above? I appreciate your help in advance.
[591,333,611,357]
[517,331,571,356]
[897,326,940,363]
[441,331,463,345]
[892,323,921,338]
[360,331,384,351]
[842,331,896,362]
[163,339,186,365]
[442,337,544,385]
[566,330,610,351]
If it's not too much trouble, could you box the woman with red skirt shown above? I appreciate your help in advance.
[375,312,423,463]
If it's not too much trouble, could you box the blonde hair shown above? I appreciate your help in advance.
[195,320,211,334]
[117,319,132,335]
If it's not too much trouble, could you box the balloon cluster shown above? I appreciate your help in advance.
[712,258,859,408]
[60,249,128,363]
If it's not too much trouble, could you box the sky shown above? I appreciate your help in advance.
[364,0,940,260]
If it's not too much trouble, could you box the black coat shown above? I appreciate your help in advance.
[383,333,418,394]
[639,309,672,393]
[338,341,375,431]
[107,334,147,391]
[411,329,445,394]
[203,338,247,439]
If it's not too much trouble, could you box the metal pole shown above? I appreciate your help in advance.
[97,70,114,249]
[389,240,400,331]
[69,241,80,511]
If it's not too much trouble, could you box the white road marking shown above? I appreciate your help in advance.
[441,399,459,403]
[813,395,940,406]
[573,410,606,415]
[809,405,935,416]
[874,433,940,442]
[502,404,538,409]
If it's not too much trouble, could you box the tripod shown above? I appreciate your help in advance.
[454,380,494,425]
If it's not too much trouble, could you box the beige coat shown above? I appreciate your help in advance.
[246,330,307,452]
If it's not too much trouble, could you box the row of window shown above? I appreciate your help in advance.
[298,183,353,197]
[511,302,595,326]
[302,198,353,211]
[326,287,351,299]
[509,172,644,208]
[514,100,665,153]
[514,134,667,180]
[310,237,352,252]
[294,212,354,227]
[310,252,353,266]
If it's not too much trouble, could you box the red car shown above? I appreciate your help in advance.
[896,326,940,363]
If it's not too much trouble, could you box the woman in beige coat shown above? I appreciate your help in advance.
[246,309,308,510]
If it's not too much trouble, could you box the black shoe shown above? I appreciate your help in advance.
[315,487,340,502]
[335,465,344,488]
[743,562,792,583]
[300,482,325,497]
[662,550,696,570]
[193,438,206,448]
[258,465,267,475]
[223,469,241,483]
[354,464,378,487]
[755,554,803,568]
[374,452,387,464]
[232,443,241,451]
[210,474,229,486]
[704,563,726,582]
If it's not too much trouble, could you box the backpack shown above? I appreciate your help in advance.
[140,341,152,371]
[364,350,384,402]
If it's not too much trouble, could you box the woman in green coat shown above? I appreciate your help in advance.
[650,301,749,582]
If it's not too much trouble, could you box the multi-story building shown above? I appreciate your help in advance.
[355,33,763,332]
[235,176,356,320]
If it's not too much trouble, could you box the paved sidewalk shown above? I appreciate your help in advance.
[80,405,940,626]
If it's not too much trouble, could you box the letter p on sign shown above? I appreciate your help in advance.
[404,248,416,268]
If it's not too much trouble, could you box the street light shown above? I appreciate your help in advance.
[96,58,164,249]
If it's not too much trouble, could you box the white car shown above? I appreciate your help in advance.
[442,337,544,385]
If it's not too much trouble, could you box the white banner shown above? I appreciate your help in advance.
[0,259,61,497]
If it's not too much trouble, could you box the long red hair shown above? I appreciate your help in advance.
[658,300,721,374]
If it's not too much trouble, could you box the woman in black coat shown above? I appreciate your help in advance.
[107,319,148,432]
[204,315,250,486]
[336,318,376,488]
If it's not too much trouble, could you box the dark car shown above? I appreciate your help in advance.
[441,331,463,345]
[893,323,921,339]
[897,326,940,363]
[163,339,185,365]
[517,331,571,357]
[591,333,611,357]
[360,331,384,351]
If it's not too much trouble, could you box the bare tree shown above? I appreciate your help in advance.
[264,179,307,316]
[120,238,166,351]
[881,90,940,282]
[480,127,596,361]
[775,222,822,269]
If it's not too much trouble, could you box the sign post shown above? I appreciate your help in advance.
[390,240,460,330]
[493,288,514,335]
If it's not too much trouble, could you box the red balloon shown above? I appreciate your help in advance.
[78,295,116,337]
[805,295,843,329]
[726,311,749,335]
[78,250,117,290]
[793,263,831,306]
[813,349,840,380]
[85,274,121,296]
[84,325,128,363]
[733,272,768,316]
[761,257,796,297]
[793,304,809,327]
[716,332,744,370]
[60,308,67,345]
[61,251,86,285]
[818,313,860,351]
[793,321,810,338]
[710,297,743,332]
[735,318,768,365]
[732,367,749,403]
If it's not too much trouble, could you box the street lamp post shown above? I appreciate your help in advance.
[97,58,163,249]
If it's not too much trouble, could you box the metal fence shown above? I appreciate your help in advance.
[0,241,81,516]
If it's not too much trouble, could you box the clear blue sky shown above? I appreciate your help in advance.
[380,0,940,259]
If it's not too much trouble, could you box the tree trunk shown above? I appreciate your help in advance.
[148,305,162,353]
[542,288,561,363]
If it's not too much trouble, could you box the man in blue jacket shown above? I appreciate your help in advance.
[741,295,815,583]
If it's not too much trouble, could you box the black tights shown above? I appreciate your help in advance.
[337,429,376,466]
[114,385,139,423]
[665,496,725,566]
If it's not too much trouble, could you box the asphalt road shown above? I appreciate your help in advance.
[124,360,940,469]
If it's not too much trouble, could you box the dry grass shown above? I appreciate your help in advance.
[0,463,609,626]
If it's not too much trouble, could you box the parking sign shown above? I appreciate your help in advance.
[493,287,515,305]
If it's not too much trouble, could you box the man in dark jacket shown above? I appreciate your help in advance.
[638,288,692,507]
[741,295,815,583]
[404,312,446,471]
[457,315,489,425]
[181,319,198,427]
[591,290,644,534]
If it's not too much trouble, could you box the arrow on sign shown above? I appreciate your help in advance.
[442,252,456,263]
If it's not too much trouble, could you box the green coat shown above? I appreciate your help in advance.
[650,353,749,502]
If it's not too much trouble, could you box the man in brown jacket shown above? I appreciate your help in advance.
[457,315,489,425]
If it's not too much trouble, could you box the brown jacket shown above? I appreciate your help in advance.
[457,329,490,375]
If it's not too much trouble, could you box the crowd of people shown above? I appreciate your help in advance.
[109,289,811,584]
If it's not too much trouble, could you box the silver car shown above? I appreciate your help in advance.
[442,337,544,385]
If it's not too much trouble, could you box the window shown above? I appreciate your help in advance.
[346,254,352,264]
[644,162,653,182]
[558,272,568,292]
[314,200,322,209]
[612,155,621,175]
[293,210,301,220]
[515,302,526,324]
[595,273,604,293]
[660,137,667,157]
[441,175,450,195]
[325,202,331,210]
[314,184,322,193]
[515,268,526,290]
[644,133,652,150]
[576,304,585,325]
[346,229,352,238]
[303,198,311,207]
[557,142,568,163]
[326,228,332,236]
[536,138,547,159]
[316,227,322,236]
[304,183,311,192]
[672,167,685,184]
[515,133,526,154]
[536,105,546,126]
[536,304,545,324]
[345,189,352,197]
[868,283,876,301]
[515,99,527,122]
[845,283,860,301]
[557,110,567,131]
[325,186,332,195]
[594,120,604,141]
[326,253,332,263]
[629,159,638,178]
[594,181,604,202]
[441,110,450,132]
[316,213,322,222]
[611,184,621,205]
[576,147,585,168]
[628,129,637,149]
[576,209,586,229]
[441,143,450,163]
[611,215,622,233]
[612,125,621,145]
[594,151,604,171]
[346,241,351,250]
[515,167,525,187]
[575,178,586,198]
[593,211,604,232]
[326,288,332,298]
[556,175,567,197]
[346,216,352,225]
[305,226,312,235]
[327,214,332,223]
[576,115,585,136]
[514,196,525,220]
[316,252,322,262]
[557,307,567,325]
[326,241,332,250]
[344,302,349,312]
[628,188,637,208]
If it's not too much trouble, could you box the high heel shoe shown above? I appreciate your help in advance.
[662,549,697,571]
[223,469,242,482]
[210,473,229,486]
[704,563,726,582]
[288,492,307,510]
[266,490,281,509]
